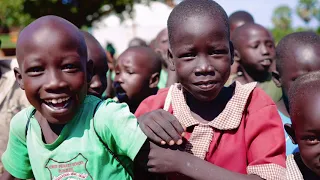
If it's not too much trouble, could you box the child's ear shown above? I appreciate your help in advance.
[149,72,160,88]
[233,49,241,62]
[272,71,282,88]
[14,67,24,90]
[284,123,298,144]
[229,41,234,65]
[86,59,93,83]
[167,49,175,71]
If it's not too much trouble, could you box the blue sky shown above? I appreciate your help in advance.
[174,0,319,28]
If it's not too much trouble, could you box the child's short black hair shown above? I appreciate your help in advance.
[167,0,230,45]
[289,71,320,124]
[229,11,254,25]
[126,46,162,74]
[231,23,267,48]
[276,31,320,75]
[128,37,148,47]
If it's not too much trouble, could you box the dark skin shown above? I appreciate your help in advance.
[286,92,320,177]
[275,43,320,116]
[229,15,254,75]
[1,17,156,180]
[155,28,177,87]
[2,16,91,180]
[104,51,115,98]
[114,47,160,113]
[138,15,262,180]
[83,32,109,98]
[233,24,275,84]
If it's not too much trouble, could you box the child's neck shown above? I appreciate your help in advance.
[240,67,271,83]
[185,88,232,123]
[35,111,66,144]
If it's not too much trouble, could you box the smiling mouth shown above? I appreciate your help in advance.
[260,59,272,66]
[44,97,71,110]
[194,80,216,90]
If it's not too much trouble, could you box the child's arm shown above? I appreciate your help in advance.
[138,111,265,180]
[148,146,264,180]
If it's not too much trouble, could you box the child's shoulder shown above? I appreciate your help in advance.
[9,106,35,140]
[246,83,277,111]
[95,97,134,120]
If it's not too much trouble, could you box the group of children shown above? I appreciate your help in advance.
[1,0,320,179]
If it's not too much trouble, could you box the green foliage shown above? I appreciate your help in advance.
[0,0,160,29]
[272,5,292,30]
[271,28,294,44]
[296,0,318,24]
[0,0,33,29]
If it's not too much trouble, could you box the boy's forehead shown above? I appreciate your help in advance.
[118,48,158,70]
[170,16,228,42]
[293,92,320,129]
[16,16,86,65]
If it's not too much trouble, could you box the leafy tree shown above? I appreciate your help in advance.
[0,0,33,32]
[23,0,129,28]
[272,5,292,30]
[1,0,173,29]
[296,0,318,25]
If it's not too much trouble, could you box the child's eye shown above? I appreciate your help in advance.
[26,66,44,76]
[180,52,196,58]
[304,136,320,144]
[127,71,135,75]
[62,64,78,72]
[115,71,120,75]
[266,42,274,48]
[63,64,76,69]
[250,44,259,49]
[209,49,228,55]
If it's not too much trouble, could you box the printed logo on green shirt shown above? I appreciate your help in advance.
[45,153,92,180]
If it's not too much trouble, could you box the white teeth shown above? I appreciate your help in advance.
[52,99,58,104]
[45,97,70,104]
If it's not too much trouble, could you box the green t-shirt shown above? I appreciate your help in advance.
[157,69,168,89]
[2,95,146,179]
[259,77,283,102]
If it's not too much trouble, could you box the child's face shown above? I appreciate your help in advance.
[114,50,152,104]
[280,44,320,98]
[237,27,275,74]
[155,29,169,62]
[292,93,320,176]
[18,27,88,124]
[88,48,108,98]
[169,16,232,102]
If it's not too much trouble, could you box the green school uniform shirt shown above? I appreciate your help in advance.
[2,95,147,180]
[157,69,168,89]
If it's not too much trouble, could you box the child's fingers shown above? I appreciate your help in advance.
[154,112,182,145]
[147,116,173,145]
[166,112,185,136]
[142,126,164,145]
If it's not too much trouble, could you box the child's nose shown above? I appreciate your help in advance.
[195,56,215,75]
[43,71,68,91]
[260,44,270,55]
[90,75,102,89]
[115,73,124,83]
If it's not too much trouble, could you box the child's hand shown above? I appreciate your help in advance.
[147,143,182,173]
[138,109,185,146]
